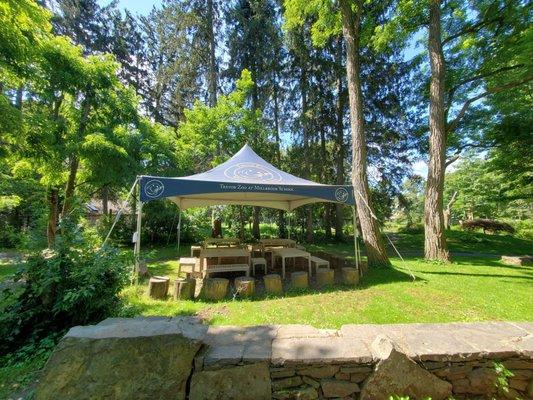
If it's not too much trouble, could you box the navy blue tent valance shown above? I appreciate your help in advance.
[139,144,354,211]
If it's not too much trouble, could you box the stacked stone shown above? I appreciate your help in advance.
[421,357,533,399]
[270,364,374,399]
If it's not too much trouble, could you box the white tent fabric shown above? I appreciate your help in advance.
[139,144,354,211]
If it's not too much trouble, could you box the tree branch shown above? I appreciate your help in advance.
[442,15,502,46]
[450,64,525,94]
[446,75,533,134]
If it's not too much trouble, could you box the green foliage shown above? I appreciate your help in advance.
[493,361,514,394]
[461,219,515,235]
[0,222,131,354]
[177,69,271,164]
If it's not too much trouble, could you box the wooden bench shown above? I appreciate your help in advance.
[251,257,267,275]
[190,245,202,257]
[179,257,200,276]
[311,256,329,273]
[203,264,250,278]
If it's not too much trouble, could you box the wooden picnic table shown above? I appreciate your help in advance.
[271,247,311,280]
[259,238,296,248]
[199,247,250,278]
[203,237,241,248]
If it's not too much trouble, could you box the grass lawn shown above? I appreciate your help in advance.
[121,232,533,327]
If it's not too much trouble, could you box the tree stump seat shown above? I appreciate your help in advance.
[173,278,196,300]
[148,276,170,299]
[316,268,334,286]
[341,267,359,285]
[235,276,255,297]
[264,274,283,295]
[202,278,229,301]
[291,271,309,289]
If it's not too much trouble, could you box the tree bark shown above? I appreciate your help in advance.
[320,125,332,239]
[339,0,390,267]
[102,186,109,216]
[61,97,91,218]
[425,0,450,262]
[335,39,345,241]
[206,0,217,107]
[47,188,59,247]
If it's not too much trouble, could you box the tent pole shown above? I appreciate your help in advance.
[352,206,359,271]
[288,211,291,239]
[177,207,182,256]
[134,197,143,285]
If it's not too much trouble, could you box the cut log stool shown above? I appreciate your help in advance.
[316,268,334,286]
[173,278,196,300]
[148,276,169,299]
[291,271,309,289]
[264,274,283,295]
[202,278,229,301]
[342,267,359,285]
[251,257,267,275]
[235,276,255,297]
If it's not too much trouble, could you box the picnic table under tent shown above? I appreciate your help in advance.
[129,144,360,277]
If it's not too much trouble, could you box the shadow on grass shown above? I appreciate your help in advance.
[415,269,533,280]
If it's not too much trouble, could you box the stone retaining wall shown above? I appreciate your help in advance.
[35,318,533,400]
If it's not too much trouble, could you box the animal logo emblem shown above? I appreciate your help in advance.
[224,162,282,182]
[144,179,165,198]
[335,187,349,203]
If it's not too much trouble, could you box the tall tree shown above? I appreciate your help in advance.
[425,0,450,260]
[375,0,532,261]
[226,0,283,239]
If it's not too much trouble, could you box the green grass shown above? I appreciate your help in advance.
[120,231,533,327]
[121,254,533,327]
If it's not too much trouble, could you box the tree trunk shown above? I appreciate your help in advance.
[61,98,91,218]
[47,188,59,247]
[238,206,245,240]
[206,0,217,107]
[339,0,390,267]
[252,206,260,239]
[102,186,109,216]
[335,39,345,241]
[425,0,450,262]
[319,126,332,239]
[444,191,458,229]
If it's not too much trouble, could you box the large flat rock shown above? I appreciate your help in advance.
[340,321,533,361]
[34,317,206,400]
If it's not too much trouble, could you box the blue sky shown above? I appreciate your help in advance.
[98,0,161,15]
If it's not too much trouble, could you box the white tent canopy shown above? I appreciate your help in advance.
[139,144,355,210]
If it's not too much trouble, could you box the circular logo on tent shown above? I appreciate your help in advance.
[335,187,349,203]
[224,163,282,182]
[144,179,165,198]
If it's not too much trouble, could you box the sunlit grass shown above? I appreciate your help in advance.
[121,254,533,328]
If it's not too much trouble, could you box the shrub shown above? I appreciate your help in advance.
[0,226,131,354]
[398,224,424,234]
[461,219,515,234]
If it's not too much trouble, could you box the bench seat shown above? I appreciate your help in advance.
[204,263,250,278]
[310,256,329,273]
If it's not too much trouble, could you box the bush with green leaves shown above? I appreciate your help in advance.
[0,223,131,354]
[461,219,515,235]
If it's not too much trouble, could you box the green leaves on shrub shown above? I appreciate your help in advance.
[0,230,131,354]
